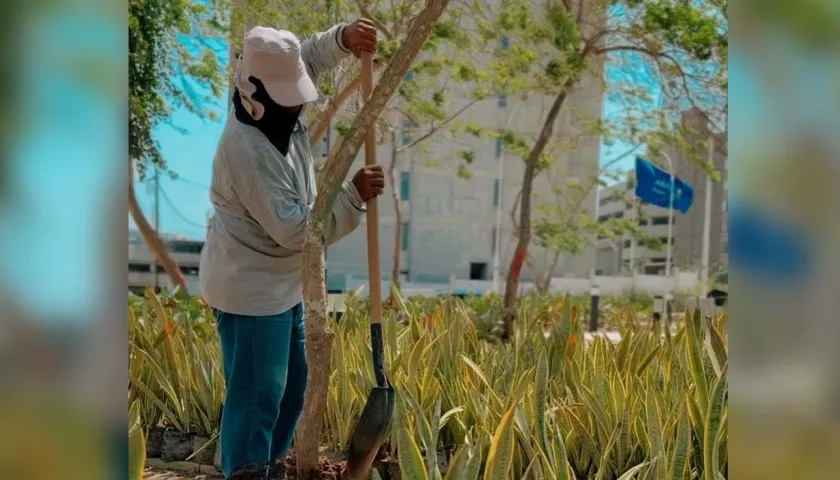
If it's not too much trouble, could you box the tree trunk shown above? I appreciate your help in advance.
[389,130,403,288]
[501,89,571,340]
[295,1,452,477]
[537,251,562,295]
[128,159,189,293]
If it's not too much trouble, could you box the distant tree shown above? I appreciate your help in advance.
[527,151,660,294]
[475,0,729,339]
[128,0,227,293]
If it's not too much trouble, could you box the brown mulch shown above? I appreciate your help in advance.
[281,451,347,479]
[144,468,222,480]
[144,451,348,480]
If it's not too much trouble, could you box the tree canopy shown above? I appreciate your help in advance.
[128,0,227,177]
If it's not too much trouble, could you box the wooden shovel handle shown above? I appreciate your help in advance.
[361,51,382,326]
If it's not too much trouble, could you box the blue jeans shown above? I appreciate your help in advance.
[214,304,308,478]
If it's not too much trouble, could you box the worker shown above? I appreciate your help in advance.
[199,19,382,480]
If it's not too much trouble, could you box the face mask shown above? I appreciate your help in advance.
[233,76,302,156]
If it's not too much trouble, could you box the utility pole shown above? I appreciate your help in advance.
[154,167,161,291]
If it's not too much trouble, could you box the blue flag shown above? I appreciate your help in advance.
[634,157,694,213]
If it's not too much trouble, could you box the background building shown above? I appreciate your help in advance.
[595,184,675,275]
[595,107,728,276]
[128,230,203,295]
[315,15,607,290]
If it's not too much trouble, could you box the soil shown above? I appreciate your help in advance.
[281,451,347,479]
[145,451,350,480]
[144,468,222,480]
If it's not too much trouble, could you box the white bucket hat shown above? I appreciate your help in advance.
[236,27,318,119]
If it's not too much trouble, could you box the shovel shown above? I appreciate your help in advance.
[345,51,396,480]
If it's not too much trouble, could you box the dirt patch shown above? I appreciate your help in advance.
[281,451,347,479]
[144,467,222,479]
[145,450,355,480]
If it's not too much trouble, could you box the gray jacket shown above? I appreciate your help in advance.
[200,24,364,316]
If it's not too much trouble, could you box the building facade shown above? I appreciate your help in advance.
[595,108,728,276]
[128,230,203,295]
[314,16,606,289]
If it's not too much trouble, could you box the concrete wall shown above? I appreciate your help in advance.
[336,270,700,299]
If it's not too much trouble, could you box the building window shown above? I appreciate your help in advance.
[179,266,199,276]
[495,137,503,157]
[643,265,661,275]
[598,195,613,206]
[400,171,411,201]
[500,35,510,49]
[651,216,670,226]
[624,239,632,248]
[129,263,151,273]
[401,118,412,146]
[498,94,507,107]
[493,179,501,207]
[470,262,488,280]
[171,242,204,254]
[598,211,624,223]
[401,222,410,251]
[657,237,674,245]
[638,218,648,226]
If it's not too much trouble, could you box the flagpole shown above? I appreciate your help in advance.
[492,101,524,294]
[700,135,714,295]
[661,152,675,289]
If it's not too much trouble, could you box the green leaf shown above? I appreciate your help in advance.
[685,309,710,415]
[703,365,728,480]
[616,459,655,480]
[484,403,516,480]
[668,406,691,480]
[396,397,429,480]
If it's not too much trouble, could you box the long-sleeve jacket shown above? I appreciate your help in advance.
[200,24,362,316]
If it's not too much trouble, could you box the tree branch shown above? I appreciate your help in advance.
[602,142,643,169]
[358,5,394,39]
[396,98,481,152]
[308,60,383,144]
[599,44,725,135]
[128,161,189,293]
[394,106,421,127]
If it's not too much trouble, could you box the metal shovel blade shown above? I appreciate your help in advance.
[345,323,395,479]
[345,384,395,479]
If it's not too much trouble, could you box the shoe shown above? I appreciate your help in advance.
[226,464,268,479]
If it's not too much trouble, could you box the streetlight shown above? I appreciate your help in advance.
[699,135,715,295]
[491,100,525,294]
